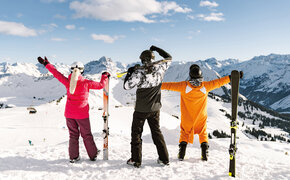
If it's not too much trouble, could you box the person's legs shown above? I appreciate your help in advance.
[147,111,169,164]
[130,111,146,165]
[77,118,98,160]
[66,118,80,159]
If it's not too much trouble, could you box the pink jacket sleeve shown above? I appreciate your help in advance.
[45,64,69,87]
[88,74,108,90]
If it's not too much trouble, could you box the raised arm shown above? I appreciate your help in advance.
[150,45,172,61]
[204,76,230,92]
[88,72,110,90]
[161,81,185,92]
[38,57,69,87]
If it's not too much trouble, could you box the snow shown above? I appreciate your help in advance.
[0,58,290,179]
[1,74,290,180]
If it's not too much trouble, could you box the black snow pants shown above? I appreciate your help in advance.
[130,110,169,164]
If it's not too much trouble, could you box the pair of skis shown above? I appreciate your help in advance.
[229,70,240,177]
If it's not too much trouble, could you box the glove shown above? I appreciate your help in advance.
[102,72,111,78]
[149,45,171,59]
[239,71,243,79]
[150,45,158,51]
[37,56,50,66]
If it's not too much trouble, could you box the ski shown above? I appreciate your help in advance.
[229,70,240,177]
[116,59,171,78]
[102,77,110,160]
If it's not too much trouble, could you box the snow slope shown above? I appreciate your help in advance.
[1,73,290,180]
[0,57,289,179]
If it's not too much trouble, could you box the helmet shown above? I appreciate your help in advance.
[189,64,203,79]
[139,50,155,65]
[71,61,84,73]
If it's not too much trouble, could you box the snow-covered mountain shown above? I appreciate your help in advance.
[0,55,289,179]
[84,56,126,75]
[209,54,290,114]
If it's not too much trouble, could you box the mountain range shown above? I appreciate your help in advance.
[1,54,289,115]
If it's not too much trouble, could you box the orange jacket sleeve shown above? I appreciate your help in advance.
[161,81,186,92]
[204,76,230,92]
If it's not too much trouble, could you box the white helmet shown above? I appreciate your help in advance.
[71,61,84,73]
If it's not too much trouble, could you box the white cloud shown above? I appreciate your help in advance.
[197,12,224,21]
[66,24,76,30]
[0,21,37,37]
[131,26,146,33]
[187,15,195,20]
[70,0,192,23]
[91,34,124,43]
[54,14,67,20]
[39,23,58,34]
[51,37,66,42]
[41,0,66,3]
[200,1,219,8]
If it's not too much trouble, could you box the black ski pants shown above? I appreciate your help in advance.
[130,110,169,164]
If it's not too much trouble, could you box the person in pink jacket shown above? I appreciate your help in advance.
[38,57,110,163]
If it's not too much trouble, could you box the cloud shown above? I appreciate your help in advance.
[0,21,37,37]
[200,1,219,8]
[131,27,146,33]
[70,0,192,23]
[51,37,66,42]
[197,12,224,21]
[187,15,195,20]
[91,34,125,43]
[41,0,66,3]
[54,14,67,20]
[38,23,58,34]
[66,24,76,30]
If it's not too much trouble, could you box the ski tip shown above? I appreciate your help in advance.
[116,72,127,78]
[231,70,240,77]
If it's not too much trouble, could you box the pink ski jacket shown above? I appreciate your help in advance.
[46,64,108,119]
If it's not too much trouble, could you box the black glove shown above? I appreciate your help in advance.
[102,72,111,78]
[149,45,158,52]
[149,45,172,59]
[239,71,243,79]
[37,56,50,66]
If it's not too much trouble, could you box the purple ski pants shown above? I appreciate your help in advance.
[66,117,98,160]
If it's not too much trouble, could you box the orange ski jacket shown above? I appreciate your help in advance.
[161,76,230,144]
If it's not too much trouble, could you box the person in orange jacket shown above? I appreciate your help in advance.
[161,64,243,161]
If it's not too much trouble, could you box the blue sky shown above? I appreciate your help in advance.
[1,0,290,64]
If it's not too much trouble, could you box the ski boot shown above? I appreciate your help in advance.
[178,141,187,161]
[201,142,209,161]
[90,149,101,161]
[157,158,169,166]
[127,158,141,168]
[70,156,80,163]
